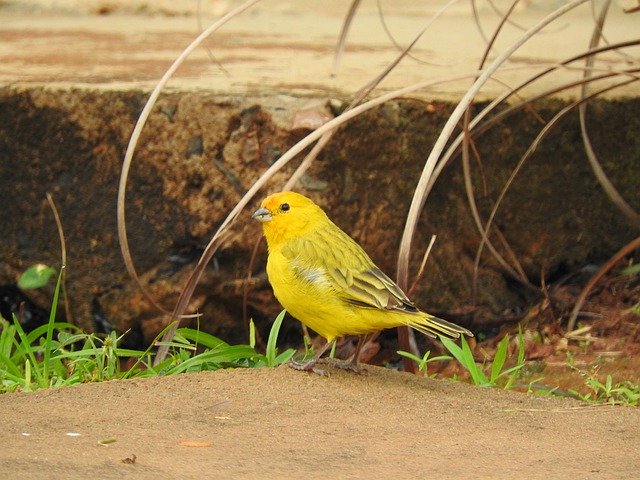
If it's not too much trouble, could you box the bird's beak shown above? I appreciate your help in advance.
[252,207,273,223]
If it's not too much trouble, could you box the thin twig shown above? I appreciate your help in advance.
[196,0,231,77]
[566,236,640,331]
[331,0,362,77]
[426,41,640,201]
[45,193,72,323]
[407,234,437,297]
[117,0,262,317]
[242,235,263,342]
[475,78,638,302]
[375,0,459,67]
[397,0,590,291]
[578,0,640,229]
[463,0,535,295]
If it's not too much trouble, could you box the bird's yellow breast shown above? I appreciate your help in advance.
[266,245,412,342]
[266,247,355,342]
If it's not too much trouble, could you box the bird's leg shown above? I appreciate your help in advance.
[289,339,334,376]
[329,334,368,374]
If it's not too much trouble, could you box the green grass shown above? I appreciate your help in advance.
[0,265,295,393]
[0,311,295,394]
[439,330,527,389]
[5,264,639,406]
[396,349,452,377]
[571,375,640,406]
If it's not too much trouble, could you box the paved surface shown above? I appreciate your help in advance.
[1,0,638,99]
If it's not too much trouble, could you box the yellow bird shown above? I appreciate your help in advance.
[252,191,472,374]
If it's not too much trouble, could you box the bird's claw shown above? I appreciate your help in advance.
[327,358,368,375]
[289,358,328,376]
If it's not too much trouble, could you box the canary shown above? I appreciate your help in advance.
[252,191,472,374]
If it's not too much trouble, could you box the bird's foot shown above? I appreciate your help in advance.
[326,358,367,375]
[289,358,328,376]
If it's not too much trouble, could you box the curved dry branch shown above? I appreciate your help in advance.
[470,0,491,48]
[46,193,71,323]
[473,78,638,308]
[116,0,262,315]
[287,0,448,190]
[424,41,640,205]
[462,0,536,294]
[375,0,460,67]
[331,0,362,77]
[196,0,230,77]
[566,236,640,332]
[486,0,569,34]
[396,0,590,290]
[578,0,640,229]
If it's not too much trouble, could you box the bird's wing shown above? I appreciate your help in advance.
[281,224,417,312]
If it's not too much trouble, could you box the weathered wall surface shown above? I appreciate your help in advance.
[1,86,638,346]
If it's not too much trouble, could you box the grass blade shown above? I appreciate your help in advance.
[490,334,509,383]
[43,267,64,385]
[265,310,287,367]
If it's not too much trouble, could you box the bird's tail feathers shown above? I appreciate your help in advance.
[408,314,473,339]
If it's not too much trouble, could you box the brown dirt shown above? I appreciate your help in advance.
[1,365,639,479]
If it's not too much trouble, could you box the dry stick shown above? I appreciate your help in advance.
[153,72,483,365]
[242,236,264,343]
[196,0,231,77]
[426,39,640,198]
[407,235,437,297]
[444,65,640,196]
[470,0,491,48]
[331,0,362,77]
[427,65,640,303]
[117,0,262,317]
[154,230,232,364]
[45,193,72,324]
[375,0,459,67]
[419,51,640,283]
[478,80,639,327]
[586,0,638,64]
[397,0,590,291]
[578,0,640,229]
[566,236,640,332]
[475,78,638,313]
[487,0,569,34]
[462,0,536,299]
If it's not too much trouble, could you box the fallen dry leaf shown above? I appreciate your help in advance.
[177,441,211,447]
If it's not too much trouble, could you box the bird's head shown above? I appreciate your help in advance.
[252,191,327,247]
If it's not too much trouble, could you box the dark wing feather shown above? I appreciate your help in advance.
[281,223,416,313]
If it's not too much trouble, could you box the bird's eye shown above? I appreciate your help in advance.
[280,203,290,212]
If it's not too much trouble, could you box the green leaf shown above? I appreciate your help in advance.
[397,350,423,364]
[18,264,57,289]
[490,334,509,383]
[441,336,489,386]
[265,310,287,367]
[621,263,640,276]
[249,319,256,349]
[176,328,227,350]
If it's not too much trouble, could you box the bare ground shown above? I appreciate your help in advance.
[1,365,638,479]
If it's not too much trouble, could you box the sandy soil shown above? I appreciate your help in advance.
[1,365,638,479]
